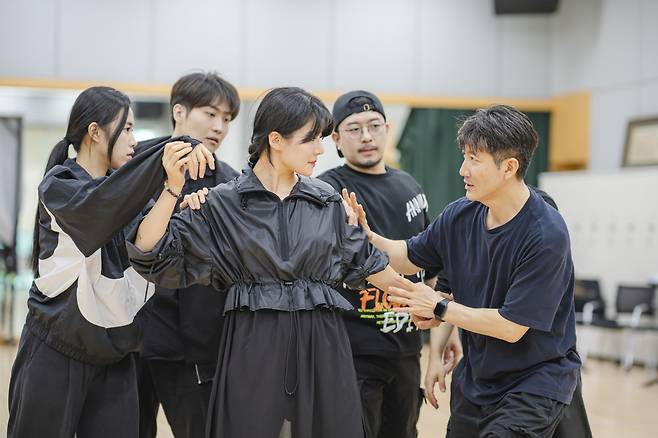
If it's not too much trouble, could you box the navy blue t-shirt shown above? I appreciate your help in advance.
[406,188,581,405]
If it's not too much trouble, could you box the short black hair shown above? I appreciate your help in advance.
[170,72,240,127]
[457,104,538,179]
[248,87,333,168]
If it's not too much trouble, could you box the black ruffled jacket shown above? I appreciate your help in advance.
[127,168,388,313]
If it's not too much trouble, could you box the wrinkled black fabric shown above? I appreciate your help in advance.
[127,167,389,312]
[27,136,198,364]
[447,365,566,438]
[207,309,365,438]
[137,134,240,364]
[9,329,139,438]
[128,168,388,438]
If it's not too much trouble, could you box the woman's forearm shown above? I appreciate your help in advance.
[367,265,409,293]
[369,233,421,275]
[134,187,180,252]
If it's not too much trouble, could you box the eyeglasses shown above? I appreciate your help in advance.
[340,122,385,138]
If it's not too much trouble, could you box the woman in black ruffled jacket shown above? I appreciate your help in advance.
[127,87,410,438]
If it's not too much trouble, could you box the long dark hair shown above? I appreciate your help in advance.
[248,87,333,168]
[31,86,131,275]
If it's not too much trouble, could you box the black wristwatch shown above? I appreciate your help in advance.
[433,298,451,321]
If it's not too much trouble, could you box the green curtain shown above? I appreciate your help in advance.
[398,109,550,219]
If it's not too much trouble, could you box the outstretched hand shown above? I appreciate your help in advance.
[340,189,358,226]
[341,189,373,240]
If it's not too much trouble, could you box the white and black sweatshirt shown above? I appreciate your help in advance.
[26,136,199,364]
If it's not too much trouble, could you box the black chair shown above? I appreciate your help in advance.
[574,279,617,366]
[574,279,607,324]
[614,285,656,370]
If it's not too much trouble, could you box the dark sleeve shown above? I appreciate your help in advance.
[405,213,444,272]
[334,203,389,289]
[498,234,572,332]
[38,137,198,256]
[420,204,440,279]
[126,205,216,290]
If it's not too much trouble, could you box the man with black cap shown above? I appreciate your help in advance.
[318,91,461,438]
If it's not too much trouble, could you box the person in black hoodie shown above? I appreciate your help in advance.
[8,86,212,438]
[127,87,415,438]
[136,72,240,438]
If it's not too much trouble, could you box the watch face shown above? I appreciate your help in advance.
[433,300,444,320]
[434,298,449,320]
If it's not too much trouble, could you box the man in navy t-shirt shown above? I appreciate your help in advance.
[346,105,587,437]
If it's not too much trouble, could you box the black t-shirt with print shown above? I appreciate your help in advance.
[318,165,435,357]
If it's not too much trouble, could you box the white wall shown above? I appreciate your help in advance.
[3,1,658,171]
[540,168,658,364]
[539,169,658,312]
[0,0,552,98]
[550,0,658,170]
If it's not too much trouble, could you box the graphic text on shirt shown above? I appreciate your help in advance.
[405,193,428,222]
[358,287,415,333]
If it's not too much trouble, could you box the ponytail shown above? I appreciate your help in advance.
[247,142,264,168]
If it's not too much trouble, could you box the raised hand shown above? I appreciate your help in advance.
[341,189,373,240]
[187,143,216,180]
[340,189,358,226]
[163,141,193,192]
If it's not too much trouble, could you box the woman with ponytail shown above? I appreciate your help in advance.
[8,86,213,438]
[127,87,412,438]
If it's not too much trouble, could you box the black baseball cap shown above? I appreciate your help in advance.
[332,90,386,157]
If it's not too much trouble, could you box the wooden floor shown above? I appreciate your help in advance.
[1,343,657,437]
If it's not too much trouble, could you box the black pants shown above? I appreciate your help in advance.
[551,373,593,438]
[8,328,138,438]
[137,358,213,438]
[446,370,566,438]
[207,309,364,438]
[354,355,423,438]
